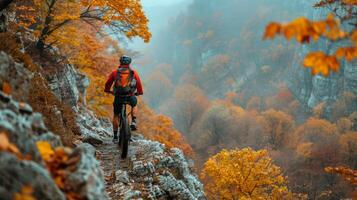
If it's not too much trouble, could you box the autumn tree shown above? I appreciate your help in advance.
[14,0,151,51]
[261,109,295,150]
[200,54,239,95]
[201,148,293,200]
[265,87,295,112]
[137,101,194,156]
[339,132,357,168]
[161,84,209,134]
[190,101,268,162]
[246,96,262,111]
[289,118,347,199]
[144,66,174,109]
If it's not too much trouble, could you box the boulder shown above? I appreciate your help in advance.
[0,51,33,101]
[64,143,109,200]
[0,152,66,200]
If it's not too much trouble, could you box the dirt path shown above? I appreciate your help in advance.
[96,138,131,199]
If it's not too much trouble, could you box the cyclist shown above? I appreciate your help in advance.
[104,55,144,143]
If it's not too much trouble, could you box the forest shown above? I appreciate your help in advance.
[0,0,356,200]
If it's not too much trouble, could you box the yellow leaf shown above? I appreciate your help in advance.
[36,141,54,161]
[13,185,36,200]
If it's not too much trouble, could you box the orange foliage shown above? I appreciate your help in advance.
[15,0,151,48]
[2,81,12,95]
[138,102,194,156]
[13,185,36,200]
[261,109,295,150]
[201,148,293,199]
[36,141,81,200]
[264,13,356,76]
[325,166,357,194]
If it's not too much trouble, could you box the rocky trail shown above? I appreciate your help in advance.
[95,133,206,200]
[96,137,130,199]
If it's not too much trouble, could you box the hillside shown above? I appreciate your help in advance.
[0,3,204,199]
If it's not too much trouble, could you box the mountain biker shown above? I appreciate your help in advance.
[104,55,144,143]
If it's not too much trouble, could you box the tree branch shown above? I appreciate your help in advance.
[0,0,13,11]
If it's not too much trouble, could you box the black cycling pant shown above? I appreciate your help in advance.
[113,95,137,116]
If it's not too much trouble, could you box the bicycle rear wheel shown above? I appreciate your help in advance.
[120,117,129,159]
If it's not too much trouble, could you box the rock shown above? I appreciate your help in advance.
[0,52,33,102]
[83,132,104,146]
[123,190,141,200]
[46,64,81,107]
[0,91,63,162]
[65,143,108,200]
[0,91,109,199]
[158,174,196,200]
[18,102,33,115]
[116,170,130,184]
[76,72,90,105]
[75,105,111,140]
[0,152,66,200]
[106,134,206,200]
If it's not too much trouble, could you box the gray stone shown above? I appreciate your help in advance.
[116,170,130,184]
[65,143,108,200]
[0,52,33,102]
[46,64,80,107]
[124,190,141,200]
[0,152,66,200]
[75,104,111,140]
[83,132,104,146]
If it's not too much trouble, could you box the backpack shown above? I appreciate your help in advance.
[114,67,136,95]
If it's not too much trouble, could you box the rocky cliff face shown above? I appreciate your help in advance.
[0,49,205,199]
[0,90,108,200]
[288,6,357,113]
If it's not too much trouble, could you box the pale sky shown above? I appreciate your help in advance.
[141,0,189,7]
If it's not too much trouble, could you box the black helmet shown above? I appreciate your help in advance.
[120,55,132,65]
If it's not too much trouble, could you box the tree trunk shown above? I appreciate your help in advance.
[0,0,13,11]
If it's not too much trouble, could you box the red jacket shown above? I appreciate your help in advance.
[104,65,144,95]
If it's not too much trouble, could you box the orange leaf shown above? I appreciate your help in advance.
[2,82,12,95]
[351,30,357,43]
[303,52,340,76]
[343,0,357,5]
[263,22,281,39]
[0,132,10,151]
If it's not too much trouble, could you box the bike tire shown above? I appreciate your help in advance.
[120,118,129,159]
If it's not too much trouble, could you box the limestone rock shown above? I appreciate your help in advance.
[65,143,109,200]
[0,152,66,200]
[105,134,206,200]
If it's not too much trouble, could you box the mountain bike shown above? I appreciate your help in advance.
[118,95,132,159]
